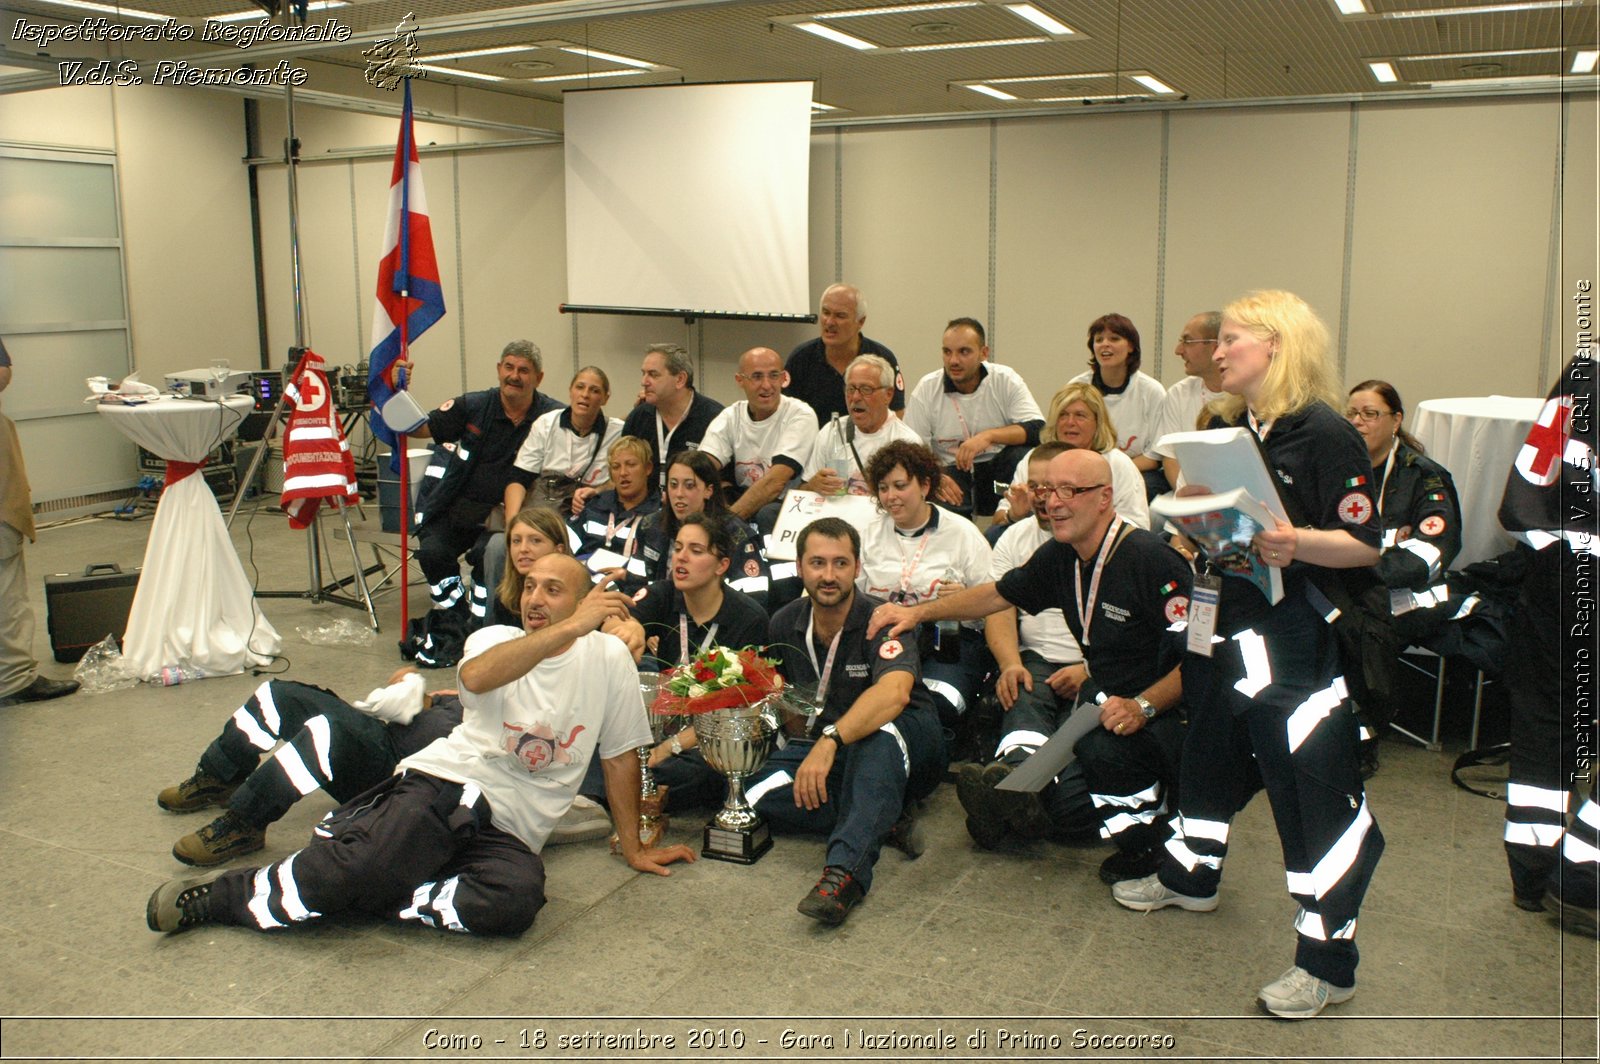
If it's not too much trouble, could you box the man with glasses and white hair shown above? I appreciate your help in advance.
[621,343,724,493]
[869,449,1191,884]
[800,354,923,497]
[785,283,905,427]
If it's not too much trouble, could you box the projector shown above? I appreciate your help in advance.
[165,367,253,398]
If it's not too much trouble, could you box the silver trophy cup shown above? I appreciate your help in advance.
[631,673,682,848]
[694,693,787,863]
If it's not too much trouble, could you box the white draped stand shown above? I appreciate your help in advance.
[1410,395,1543,568]
[98,396,281,680]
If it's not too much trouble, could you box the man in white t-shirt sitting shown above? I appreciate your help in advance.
[904,318,1043,517]
[1145,310,1224,494]
[147,555,695,936]
[801,354,923,497]
[699,346,819,531]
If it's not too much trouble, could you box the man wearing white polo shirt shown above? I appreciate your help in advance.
[698,346,818,528]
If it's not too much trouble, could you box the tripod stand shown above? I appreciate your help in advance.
[226,47,378,631]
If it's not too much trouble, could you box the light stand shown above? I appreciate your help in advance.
[227,6,378,629]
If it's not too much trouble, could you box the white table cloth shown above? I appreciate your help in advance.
[97,396,280,680]
[1410,395,1544,568]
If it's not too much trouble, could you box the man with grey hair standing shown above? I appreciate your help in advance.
[785,284,905,427]
[621,343,724,493]
[400,340,563,667]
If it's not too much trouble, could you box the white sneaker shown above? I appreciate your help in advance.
[548,795,613,845]
[1257,966,1355,1019]
[1111,873,1219,912]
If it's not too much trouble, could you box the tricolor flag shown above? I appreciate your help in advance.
[280,350,359,529]
[367,79,445,469]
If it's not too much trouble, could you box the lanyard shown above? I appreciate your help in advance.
[894,524,934,598]
[1375,439,1398,521]
[1073,517,1126,648]
[677,612,720,665]
[566,416,608,481]
[946,393,974,442]
[605,510,640,560]
[803,609,845,727]
[654,410,675,490]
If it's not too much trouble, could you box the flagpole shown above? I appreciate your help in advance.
[395,78,414,638]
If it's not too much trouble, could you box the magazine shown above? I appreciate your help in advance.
[1151,485,1284,605]
[1155,426,1289,524]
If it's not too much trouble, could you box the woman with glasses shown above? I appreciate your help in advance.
[858,441,993,747]
[1345,380,1462,591]
[988,382,1150,539]
[1111,291,1384,1022]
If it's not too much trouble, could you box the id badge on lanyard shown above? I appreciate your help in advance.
[1186,571,1223,656]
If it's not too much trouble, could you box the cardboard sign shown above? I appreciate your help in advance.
[767,489,878,561]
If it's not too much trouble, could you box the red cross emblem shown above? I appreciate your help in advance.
[1165,596,1189,623]
[1337,491,1373,525]
[1515,396,1572,488]
[1419,515,1446,537]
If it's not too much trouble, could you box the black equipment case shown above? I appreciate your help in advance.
[45,562,139,663]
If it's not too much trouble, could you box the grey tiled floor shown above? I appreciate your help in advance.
[1,503,1595,1062]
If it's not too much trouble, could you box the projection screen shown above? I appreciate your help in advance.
[563,81,813,320]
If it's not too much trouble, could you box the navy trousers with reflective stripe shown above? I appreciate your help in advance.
[198,681,397,829]
[1160,591,1383,988]
[1504,545,1598,904]
[750,702,944,892]
[1076,710,1184,854]
[996,650,1100,840]
[210,772,545,935]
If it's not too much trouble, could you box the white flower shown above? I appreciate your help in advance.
[687,683,708,699]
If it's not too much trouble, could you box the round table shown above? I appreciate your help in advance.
[97,396,281,681]
[1410,395,1544,568]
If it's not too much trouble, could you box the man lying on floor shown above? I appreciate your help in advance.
[147,555,694,936]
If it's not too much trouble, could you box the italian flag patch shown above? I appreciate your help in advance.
[1343,474,1368,488]
[1159,580,1178,596]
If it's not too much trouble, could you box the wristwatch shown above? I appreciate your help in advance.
[669,734,684,756]
[1135,696,1156,720]
[821,723,844,745]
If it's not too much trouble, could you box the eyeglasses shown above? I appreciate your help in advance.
[1032,483,1109,502]
[844,384,886,396]
[1179,336,1218,345]
[1344,407,1395,423]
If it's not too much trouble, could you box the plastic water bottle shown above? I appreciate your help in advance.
[160,665,206,686]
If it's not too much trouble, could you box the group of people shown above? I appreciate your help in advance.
[140,285,1596,1025]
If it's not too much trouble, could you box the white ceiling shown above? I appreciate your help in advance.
[1,0,1595,122]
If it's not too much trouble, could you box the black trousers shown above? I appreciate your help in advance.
[1077,710,1184,855]
[415,499,495,607]
[1504,544,1599,904]
[211,772,546,936]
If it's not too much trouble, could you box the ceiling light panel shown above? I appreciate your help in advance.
[966,83,1018,98]
[1368,60,1400,81]
[1575,50,1600,73]
[415,63,506,83]
[814,1,982,17]
[793,20,877,49]
[560,45,658,70]
[527,69,648,83]
[1004,3,1077,35]
[897,35,1048,51]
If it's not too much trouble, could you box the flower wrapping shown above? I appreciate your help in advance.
[652,646,783,716]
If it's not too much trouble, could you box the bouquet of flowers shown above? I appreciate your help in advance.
[651,645,784,716]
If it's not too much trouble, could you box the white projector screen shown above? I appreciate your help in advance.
[563,81,813,319]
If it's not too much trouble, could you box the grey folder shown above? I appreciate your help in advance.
[993,698,1102,793]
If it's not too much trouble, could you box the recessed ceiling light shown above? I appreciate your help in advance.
[986,72,1106,83]
[416,64,506,83]
[898,35,1047,52]
[1379,1,1578,19]
[527,69,648,83]
[426,45,537,62]
[967,84,1019,100]
[1368,61,1400,82]
[811,100,840,111]
[511,59,554,71]
[37,0,167,20]
[1005,3,1076,35]
[793,21,877,50]
[815,1,981,17]
[1131,74,1177,93]
[560,45,657,70]
[1573,50,1600,74]
[1396,46,1560,61]
[1332,0,1369,13]
[1424,73,1569,87]
[210,0,348,21]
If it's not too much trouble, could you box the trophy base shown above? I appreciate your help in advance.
[702,819,773,864]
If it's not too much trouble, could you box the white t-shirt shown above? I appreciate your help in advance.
[904,364,1043,467]
[803,414,924,495]
[991,516,1083,666]
[699,395,818,489]
[400,626,651,854]
[993,445,1150,529]
[512,409,623,488]
[1068,369,1167,459]
[1146,376,1227,460]
[857,506,993,628]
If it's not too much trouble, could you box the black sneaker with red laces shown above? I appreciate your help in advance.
[797,866,864,926]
